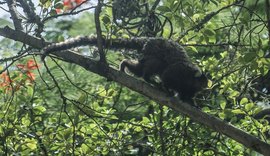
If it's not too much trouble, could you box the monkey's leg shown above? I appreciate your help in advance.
[161,63,202,104]
[141,58,166,86]
[119,59,144,77]
[161,63,189,99]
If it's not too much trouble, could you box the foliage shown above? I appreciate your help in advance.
[0,0,270,155]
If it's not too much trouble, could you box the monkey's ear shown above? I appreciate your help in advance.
[194,71,202,77]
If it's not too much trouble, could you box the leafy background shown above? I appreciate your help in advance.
[0,0,269,155]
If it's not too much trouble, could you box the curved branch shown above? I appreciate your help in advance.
[0,26,270,155]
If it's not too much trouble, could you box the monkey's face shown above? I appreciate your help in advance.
[194,72,208,90]
[199,74,208,89]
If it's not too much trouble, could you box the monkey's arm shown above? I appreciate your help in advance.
[41,36,148,61]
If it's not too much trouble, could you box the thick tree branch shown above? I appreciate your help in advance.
[0,26,270,155]
[6,0,23,31]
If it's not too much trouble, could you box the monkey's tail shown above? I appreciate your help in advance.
[119,59,144,77]
[41,36,147,61]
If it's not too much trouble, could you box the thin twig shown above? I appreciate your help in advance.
[95,0,106,63]
[177,0,244,41]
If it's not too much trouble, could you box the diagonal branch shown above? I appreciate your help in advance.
[0,26,270,155]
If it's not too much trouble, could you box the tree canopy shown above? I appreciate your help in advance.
[0,0,270,155]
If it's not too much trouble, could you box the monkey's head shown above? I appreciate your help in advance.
[194,71,208,90]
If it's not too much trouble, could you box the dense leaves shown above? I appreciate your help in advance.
[0,0,270,155]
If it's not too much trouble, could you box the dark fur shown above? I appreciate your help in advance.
[120,57,167,85]
[161,62,207,101]
[42,36,146,61]
[120,39,208,101]
[42,36,207,101]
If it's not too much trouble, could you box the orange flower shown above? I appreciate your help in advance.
[0,72,12,83]
[63,0,73,9]
[26,59,40,70]
[17,59,40,71]
[63,0,86,10]
[16,64,25,69]
[0,72,12,91]
[16,59,40,81]
[75,0,86,5]
[0,59,39,92]
[26,71,36,81]
[56,8,63,14]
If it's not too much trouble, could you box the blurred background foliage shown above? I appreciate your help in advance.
[0,0,270,155]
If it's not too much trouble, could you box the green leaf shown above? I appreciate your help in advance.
[81,144,90,153]
[230,90,239,97]
[243,51,256,62]
[34,105,46,113]
[187,46,198,53]
[218,112,225,119]
[157,6,171,12]
[208,35,216,43]
[77,93,87,103]
[245,103,254,111]
[27,86,34,96]
[257,50,264,57]
[102,15,111,25]
[40,0,49,5]
[254,107,263,115]
[220,100,226,110]
[204,28,216,36]
[260,65,269,76]
[134,126,142,132]
[220,51,228,58]
[22,117,31,126]
[57,35,65,42]
[202,107,210,112]
[240,98,248,105]
[26,139,37,150]
[193,14,200,20]
[54,2,63,9]
[210,0,219,6]
[232,109,245,114]
[141,117,150,124]
[250,61,258,70]
[239,12,251,26]
[63,128,72,140]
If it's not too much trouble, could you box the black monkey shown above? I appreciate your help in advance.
[119,38,208,101]
[161,62,207,101]
[42,36,207,101]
